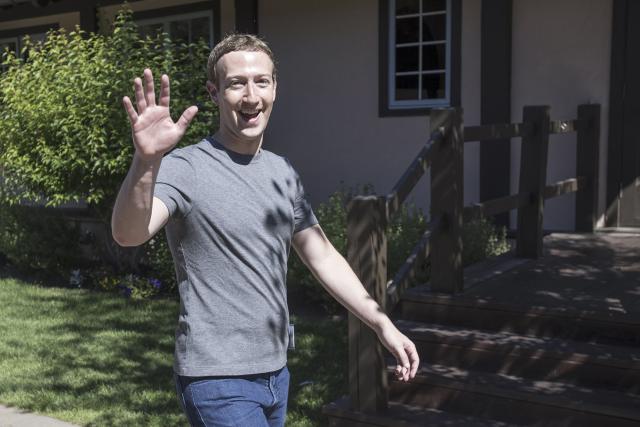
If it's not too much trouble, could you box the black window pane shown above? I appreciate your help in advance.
[422,0,446,13]
[422,44,445,70]
[396,46,419,72]
[396,75,419,100]
[421,73,446,99]
[1,41,17,55]
[396,0,419,15]
[191,17,210,44]
[139,23,164,39]
[170,20,189,44]
[422,14,446,42]
[396,17,419,43]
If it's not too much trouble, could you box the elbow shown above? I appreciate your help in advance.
[111,227,145,247]
[112,231,136,247]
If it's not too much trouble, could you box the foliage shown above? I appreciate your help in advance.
[288,186,510,313]
[0,8,217,281]
[0,8,216,215]
[462,216,510,266]
[0,203,86,276]
[91,269,165,300]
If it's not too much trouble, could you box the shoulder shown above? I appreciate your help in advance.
[262,148,297,175]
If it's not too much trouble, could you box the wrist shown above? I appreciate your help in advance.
[133,150,163,167]
[371,314,394,335]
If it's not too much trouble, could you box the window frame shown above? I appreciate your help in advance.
[379,0,461,117]
[0,24,55,72]
[136,10,215,47]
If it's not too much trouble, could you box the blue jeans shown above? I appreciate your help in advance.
[174,365,290,427]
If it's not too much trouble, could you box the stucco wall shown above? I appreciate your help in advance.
[510,0,612,230]
[258,0,482,216]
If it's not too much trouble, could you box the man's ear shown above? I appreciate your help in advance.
[273,78,277,102]
[206,80,219,105]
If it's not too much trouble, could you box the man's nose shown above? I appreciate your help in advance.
[243,82,259,104]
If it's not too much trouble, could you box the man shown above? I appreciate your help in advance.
[111,34,419,427]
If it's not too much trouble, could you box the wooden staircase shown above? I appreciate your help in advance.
[322,105,640,425]
[325,282,640,426]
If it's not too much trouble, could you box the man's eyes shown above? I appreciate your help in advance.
[227,79,271,88]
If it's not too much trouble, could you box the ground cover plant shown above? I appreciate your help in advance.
[0,277,347,426]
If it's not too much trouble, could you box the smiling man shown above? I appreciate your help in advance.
[111,34,419,427]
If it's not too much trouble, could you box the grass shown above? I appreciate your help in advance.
[0,277,348,426]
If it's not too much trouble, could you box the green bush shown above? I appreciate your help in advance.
[0,8,217,283]
[287,187,510,313]
[462,216,510,265]
[0,204,86,277]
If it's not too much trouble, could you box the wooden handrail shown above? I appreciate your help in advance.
[544,177,584,199]
[344,103,601,416]
[386,216,441,312]
[550,119,580,134]
[463,193,530,221]
[386,129,443,219]
[464,122,528,142]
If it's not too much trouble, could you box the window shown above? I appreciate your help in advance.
[381,0,459,115]
[0,31,46,71]
[137,11,214,47]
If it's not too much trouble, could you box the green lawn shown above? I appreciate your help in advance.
[0,277,348,426]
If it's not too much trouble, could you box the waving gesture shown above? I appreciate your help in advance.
[122,69,198,162]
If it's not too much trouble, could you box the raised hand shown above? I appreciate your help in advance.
[122,69,198,162]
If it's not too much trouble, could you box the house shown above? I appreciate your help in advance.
[0,0,637,231]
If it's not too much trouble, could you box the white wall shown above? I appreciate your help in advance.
[259,0,482,217]
[510,0,612,230]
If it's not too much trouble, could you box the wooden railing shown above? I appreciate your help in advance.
[346,104,601,414]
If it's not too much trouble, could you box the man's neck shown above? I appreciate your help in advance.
[213,130,263,156]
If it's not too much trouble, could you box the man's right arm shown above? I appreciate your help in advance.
[111,68,197,247]
[111,153,169,247]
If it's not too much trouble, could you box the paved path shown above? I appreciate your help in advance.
[0,405,80,427]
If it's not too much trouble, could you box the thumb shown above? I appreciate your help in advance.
[176,105,199,133]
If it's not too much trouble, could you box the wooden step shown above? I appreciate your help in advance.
[393,319,640,393]
[401,285,640,345]
[323,396,516,427]
[387,363,640,426]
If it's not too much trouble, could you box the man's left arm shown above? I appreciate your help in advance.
[292,224,419,382]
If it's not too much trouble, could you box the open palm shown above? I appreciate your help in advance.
[122,68,198,161]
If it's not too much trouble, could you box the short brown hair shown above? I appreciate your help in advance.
[207,33,277,85]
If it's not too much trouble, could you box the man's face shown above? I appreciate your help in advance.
[207,50,277,144]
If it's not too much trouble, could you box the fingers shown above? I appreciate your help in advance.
[393,343,411,382]
[134,77,146,114]
[176,106,199,133]
[143,68,156,107]
[406,342,420,379]
[158,74,170,107]
[122,96,138,124]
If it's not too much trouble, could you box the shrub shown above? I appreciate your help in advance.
[0,8,217,283]
[287,187,510,313]
[0,204,86,277]
[462,216,510,266]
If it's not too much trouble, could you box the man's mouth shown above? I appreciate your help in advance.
[239,111,260,122]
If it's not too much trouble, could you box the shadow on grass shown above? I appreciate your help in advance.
[0,277,349,427]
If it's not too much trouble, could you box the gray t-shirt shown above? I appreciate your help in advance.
[154,137,318,376]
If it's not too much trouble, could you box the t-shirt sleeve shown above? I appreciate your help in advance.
[154,149,196,218]
[290,164,318,234]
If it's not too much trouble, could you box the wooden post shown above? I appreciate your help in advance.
[430,108,464,294]
[517,106,550,258]
[575,104,601,232]
[346,195,388,414]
